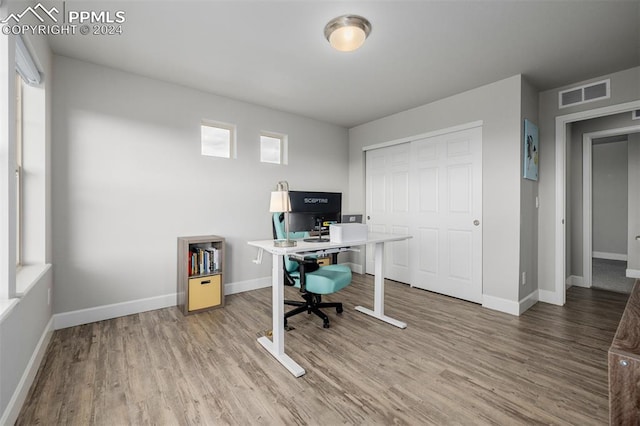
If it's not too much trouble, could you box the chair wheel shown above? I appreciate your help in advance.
[323,322,330,328]
[336,306,343,314]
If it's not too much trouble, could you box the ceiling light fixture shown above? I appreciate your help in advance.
[324,15,372,52]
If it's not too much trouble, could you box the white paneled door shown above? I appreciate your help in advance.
[365,126,482,303]
[365,143,412,284]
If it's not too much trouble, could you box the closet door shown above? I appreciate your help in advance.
[410,127,483,303]
[365,143,411,284]
[365,126,483,303]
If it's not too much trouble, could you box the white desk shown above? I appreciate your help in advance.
[248,232,411,377]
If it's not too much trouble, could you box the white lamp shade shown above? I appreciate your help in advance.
[269,191,291,212]
[329,25,367,52]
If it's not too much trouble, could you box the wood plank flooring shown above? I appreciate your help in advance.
[17,275,628,425]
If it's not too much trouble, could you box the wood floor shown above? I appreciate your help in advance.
[17,275,628,425]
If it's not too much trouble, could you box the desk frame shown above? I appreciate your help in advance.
[249,233,410,377]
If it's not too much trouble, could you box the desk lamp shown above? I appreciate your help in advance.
[270,181,296,247]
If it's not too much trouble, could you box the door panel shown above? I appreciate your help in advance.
[417,227,438,274]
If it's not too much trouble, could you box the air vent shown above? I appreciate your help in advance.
[633,110,640,120]
[558,79,610,109]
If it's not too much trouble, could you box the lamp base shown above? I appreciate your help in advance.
[274,239,297,247]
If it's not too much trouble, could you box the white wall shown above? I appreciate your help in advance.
[51,55,349,315]
[592,140,628,257]
[0,268,53,425]
[349,75,523,307]
[537,66,640,296]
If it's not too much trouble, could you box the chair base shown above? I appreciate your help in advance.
[284,293,343,328]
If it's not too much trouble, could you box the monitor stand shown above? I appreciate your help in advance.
[304,220,330,242]
[304,235,330,243]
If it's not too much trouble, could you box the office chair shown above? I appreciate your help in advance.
[273,213,352,328]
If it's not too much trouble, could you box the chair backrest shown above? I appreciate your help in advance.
[272,212,307,273]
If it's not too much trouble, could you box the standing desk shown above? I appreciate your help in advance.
[248,233,411,377]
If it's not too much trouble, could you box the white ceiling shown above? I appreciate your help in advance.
[45,0,640,128]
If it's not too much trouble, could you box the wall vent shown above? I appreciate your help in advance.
[558,79,610,109]
[633,110,640,120]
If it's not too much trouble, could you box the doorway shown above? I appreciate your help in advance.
[582,126,640,293]
[554,100,640,305]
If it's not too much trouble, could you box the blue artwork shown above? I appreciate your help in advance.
[523,119,539,181]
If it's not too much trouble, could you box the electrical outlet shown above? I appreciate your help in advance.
[522,272,526,286]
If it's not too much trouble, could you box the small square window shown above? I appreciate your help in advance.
[260,132,287,164]
[201,121,235,158]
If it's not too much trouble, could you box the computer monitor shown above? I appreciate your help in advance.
[288,191,342,242]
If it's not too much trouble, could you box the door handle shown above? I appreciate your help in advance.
[473,220,480,226]
[636,235,640,241]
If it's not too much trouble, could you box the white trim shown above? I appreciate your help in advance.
[627,269,640,279]
[52,276,289,329]
[16,263,50,296]
[51,263,379,330]
[566,275,588,289]
[518,291,539,315]
[593,251,628,261]
[225,277,271,295]
[0,316,54,426]
[555,114,567,306]
[482,294,520,316]
[583,134,592,288]
[554,100,640,308]
[54,293,178,330]
[345,262,363,275]
[483,292,539,316]
[538,288,563,306]
[362,120,483,152]
[583,124,640,287]
[0,298,19,323]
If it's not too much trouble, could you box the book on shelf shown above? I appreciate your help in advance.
[188,246,220,276]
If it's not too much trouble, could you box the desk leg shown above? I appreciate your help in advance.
[355,241,407,329]
[257,253,306,377]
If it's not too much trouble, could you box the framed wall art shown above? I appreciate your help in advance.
[523,119,539,181]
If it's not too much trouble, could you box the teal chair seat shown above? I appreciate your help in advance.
[288,264,352,295]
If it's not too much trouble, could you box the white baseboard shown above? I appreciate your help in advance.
[225,277,271,295]
[593,251,627,261]
[0,316,54,426]
[53,278,276,330]
[627,269,640,279]
[566,275,588,289]
[482,294,520,316]
[538,288,563,305]
[482,291,539,316]
[345,262,363,274]
[54,293,178,330]
[518,291,539,315]
[52,268,362,331]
